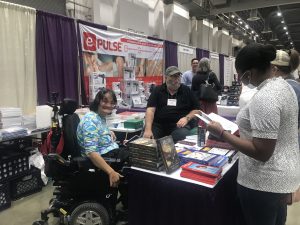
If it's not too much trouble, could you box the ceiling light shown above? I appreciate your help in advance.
[239,21,243,24]
[247,9,260,21]
[251,31,254,34]
[286,32,289,35]
[245,25,249,29]
[231,14,235,18]
[290,42,293,45]
[238,18,241,21]
[277,12,282,16]
[255,34,259,37]
[281,20,284,24]
[283,26,287,30]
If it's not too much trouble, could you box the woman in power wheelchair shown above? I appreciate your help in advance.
[33,89,129,225]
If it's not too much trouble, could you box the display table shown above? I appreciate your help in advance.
[128,160,244,225]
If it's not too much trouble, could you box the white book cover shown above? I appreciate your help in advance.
[195,112,239,134]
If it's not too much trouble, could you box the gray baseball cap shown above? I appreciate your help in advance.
[165,66,182,76]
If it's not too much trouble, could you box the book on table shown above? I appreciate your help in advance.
[179,151,221,166]
[156,136,181,174]
[128,137,164,171]
[180,161,222,185]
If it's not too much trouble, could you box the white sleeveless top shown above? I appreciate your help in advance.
[236,77,300,193]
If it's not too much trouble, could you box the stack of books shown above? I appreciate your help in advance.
[178,150,220,166]
[180,161,222,185]
[128,137,164,172]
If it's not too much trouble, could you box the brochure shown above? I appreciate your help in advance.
[195,112,239,134]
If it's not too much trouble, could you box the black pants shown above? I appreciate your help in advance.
[237,184,288,225]
[152,120,196,143]
[102,148,129,209]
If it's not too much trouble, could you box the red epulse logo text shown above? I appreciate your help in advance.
[83,32,122,52]
[83,32,96,51]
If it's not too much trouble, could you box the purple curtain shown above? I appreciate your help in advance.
[36,11,78,105]
[196,48,210,60]
[77,20,107,105]
[219,54,225,85]
[165,40,178,70]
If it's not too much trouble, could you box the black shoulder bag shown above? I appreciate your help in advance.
[198,72,218,102]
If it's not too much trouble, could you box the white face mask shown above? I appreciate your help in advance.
[247,83,256,89]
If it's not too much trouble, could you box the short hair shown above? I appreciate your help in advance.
[191,58,199,64]
[235,43,276,74]
[198,57,210,72]
[89,88,117,112]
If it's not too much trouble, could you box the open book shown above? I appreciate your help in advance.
[195,112,239,135]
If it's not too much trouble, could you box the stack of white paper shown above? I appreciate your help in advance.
[0,126,28,141]
[0,107,23,128]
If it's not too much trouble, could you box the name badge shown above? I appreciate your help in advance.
[167,99,177,106]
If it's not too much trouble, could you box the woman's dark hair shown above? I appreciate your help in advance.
[235,43,276,74]
[89,88,117,112]
[277,49,300,74]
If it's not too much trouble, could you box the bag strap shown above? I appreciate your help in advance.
[205,72,215,87]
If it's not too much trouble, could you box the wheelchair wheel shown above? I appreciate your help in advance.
[70,203,109,225]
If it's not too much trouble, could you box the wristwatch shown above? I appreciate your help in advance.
[185,116,190,121]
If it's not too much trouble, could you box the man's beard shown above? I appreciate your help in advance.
[166,81,180,92]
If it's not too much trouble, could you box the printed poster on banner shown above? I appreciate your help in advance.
[78,23,164,101]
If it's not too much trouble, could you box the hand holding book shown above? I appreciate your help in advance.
[195,112,238,136]
[206,121,226,139]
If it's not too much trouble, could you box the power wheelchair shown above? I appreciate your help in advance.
[33,99,128,225]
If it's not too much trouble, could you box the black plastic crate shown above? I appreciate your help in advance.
[0,182,11,212]
[0,149,30,182]
[10,167,43,200]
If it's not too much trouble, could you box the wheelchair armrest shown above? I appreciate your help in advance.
[46,153,70,166]
[71,156,121,170]
[72,157,96,170]
[102,157,121,163]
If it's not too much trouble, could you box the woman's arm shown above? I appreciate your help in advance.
[88,152,123,187]
[207,121,277,162]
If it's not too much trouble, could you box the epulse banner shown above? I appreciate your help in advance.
[78,22,164,102]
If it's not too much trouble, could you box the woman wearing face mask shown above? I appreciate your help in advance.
[206,44,300,225]
[191,57,222,114]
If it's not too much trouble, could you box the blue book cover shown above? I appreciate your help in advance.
[181,151,220,166]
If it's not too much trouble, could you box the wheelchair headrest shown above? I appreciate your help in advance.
[59,98,78,115]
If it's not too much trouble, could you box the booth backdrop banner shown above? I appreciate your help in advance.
[78,23,164,101]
